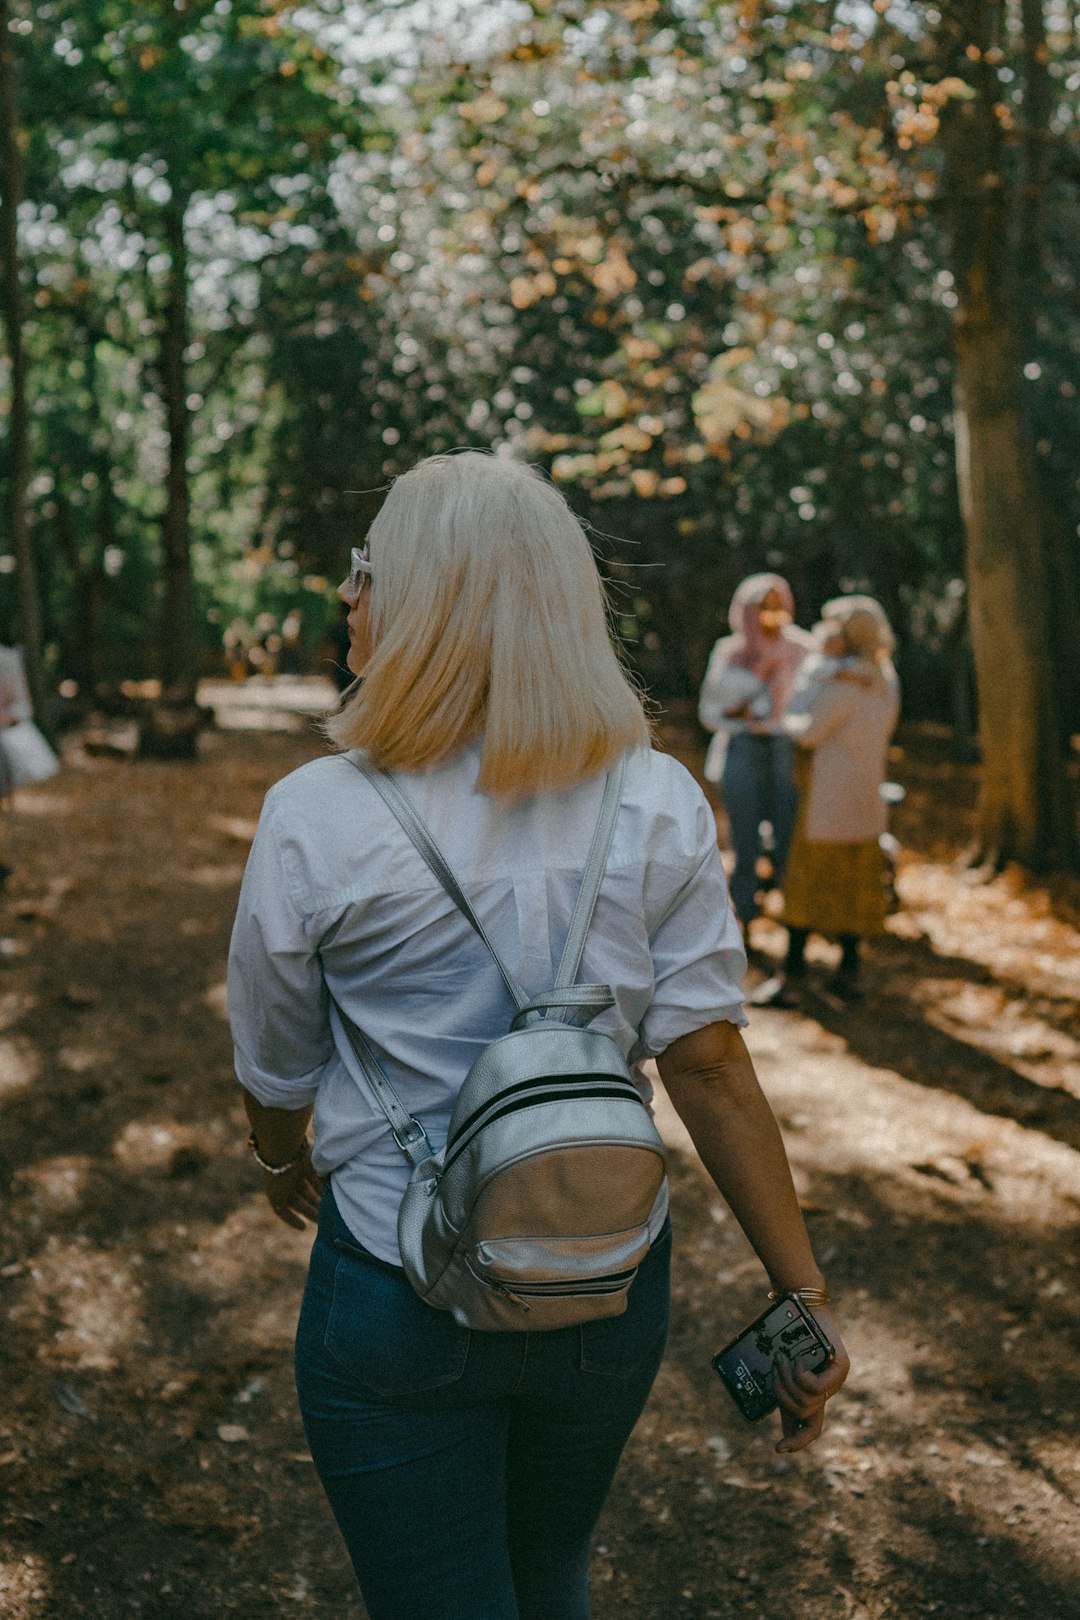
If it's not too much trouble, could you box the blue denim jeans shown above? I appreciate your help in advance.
[721,731,798,922]
[295,1184,671,1620]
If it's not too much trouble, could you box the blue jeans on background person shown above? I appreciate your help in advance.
[295,1183,671,1620]
[721,731,798,924]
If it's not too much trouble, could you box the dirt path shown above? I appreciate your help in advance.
[1,706,1078,1619]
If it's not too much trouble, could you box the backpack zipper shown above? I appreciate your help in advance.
[446,1071,643,1155]
[442,1080,646,1175]
[485,1266,638,1305]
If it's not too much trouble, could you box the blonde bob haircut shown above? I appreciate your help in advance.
[324,451,651,798]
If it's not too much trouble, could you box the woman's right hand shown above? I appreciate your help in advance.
[770,1305,850,1454]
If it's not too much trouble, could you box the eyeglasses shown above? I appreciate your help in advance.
[345,544,373,602]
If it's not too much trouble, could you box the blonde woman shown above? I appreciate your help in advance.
[228,453,849,1620]
[760,596,900,1004]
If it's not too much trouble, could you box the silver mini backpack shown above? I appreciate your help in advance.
[339,752,668,1333]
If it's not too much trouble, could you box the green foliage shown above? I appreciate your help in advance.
[4,0,365,681]
[1,0,1077,717]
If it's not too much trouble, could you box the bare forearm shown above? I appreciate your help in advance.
[242,1091,312,1167]
[659,1023,851,1452]
[657,1025,825,1293]
[241,1092,322,1231]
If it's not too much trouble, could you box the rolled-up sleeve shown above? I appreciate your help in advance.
[636,819,748,1059]
[227,797,334,1108]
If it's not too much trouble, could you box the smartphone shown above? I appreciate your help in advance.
[712,1294,834,1423]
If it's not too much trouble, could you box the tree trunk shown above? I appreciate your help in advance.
[0,0,48,732]
[1017,0,1080,739]
[951,322,1075,867]
[940,0,1077,871]
[55,493,104,699]
[945,610,978,764]
[158,192,198,708]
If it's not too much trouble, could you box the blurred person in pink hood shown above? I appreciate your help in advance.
[698,574,815,928]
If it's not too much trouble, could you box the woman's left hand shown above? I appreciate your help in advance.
[262,1143,324,1231]
[771,1306,850,1454]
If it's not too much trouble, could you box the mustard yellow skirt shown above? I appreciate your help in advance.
[782,823,888,939]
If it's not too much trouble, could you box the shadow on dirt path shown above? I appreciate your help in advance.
[0,711,1078,1619]
[785,934,1080,1155]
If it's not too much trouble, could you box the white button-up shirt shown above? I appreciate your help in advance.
[228,743,746,1264]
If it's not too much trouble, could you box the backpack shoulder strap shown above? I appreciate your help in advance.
[345,750,530,1015]
[336,1014,433,1169]
[553,753,625,990]
[346,750,625,1011]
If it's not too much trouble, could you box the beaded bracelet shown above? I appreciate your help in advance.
[248,1135,307,1176]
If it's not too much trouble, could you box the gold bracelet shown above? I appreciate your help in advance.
[247,1135,306,1176]
[768,1285,832,1305]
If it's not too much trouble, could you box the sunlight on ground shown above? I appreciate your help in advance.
[753,1026,1080,1228]
[0,992,37,1030]
[10,1239,145,1372]
[646,1015,1080,1603]
[12,1156,96,1218]
[57,1044,109,1074]
[0,1549,50,1617]
[828,1299,1080,1577]
[7,793,74,816]
[900,860,1080,999]
[0,1037,41,1099]
[656,1032,1080,1233]
[917,978,1080,1100]
[112,1119,209,1172]
[189,1200,313,1353]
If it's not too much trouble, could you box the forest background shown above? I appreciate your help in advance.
[2,0,1079,871]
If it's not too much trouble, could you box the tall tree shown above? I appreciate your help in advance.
[159,190,195,701]
[0,0,47,726]
[31,0,354,714]
[937,0,1076,870]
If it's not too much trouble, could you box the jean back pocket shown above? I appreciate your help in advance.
[324,1238,471,1398]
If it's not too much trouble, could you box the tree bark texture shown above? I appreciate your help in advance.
[159,192,198,706]
[0,0,48,730]
[1017,0,1080,736]
[940,0,1077,871]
